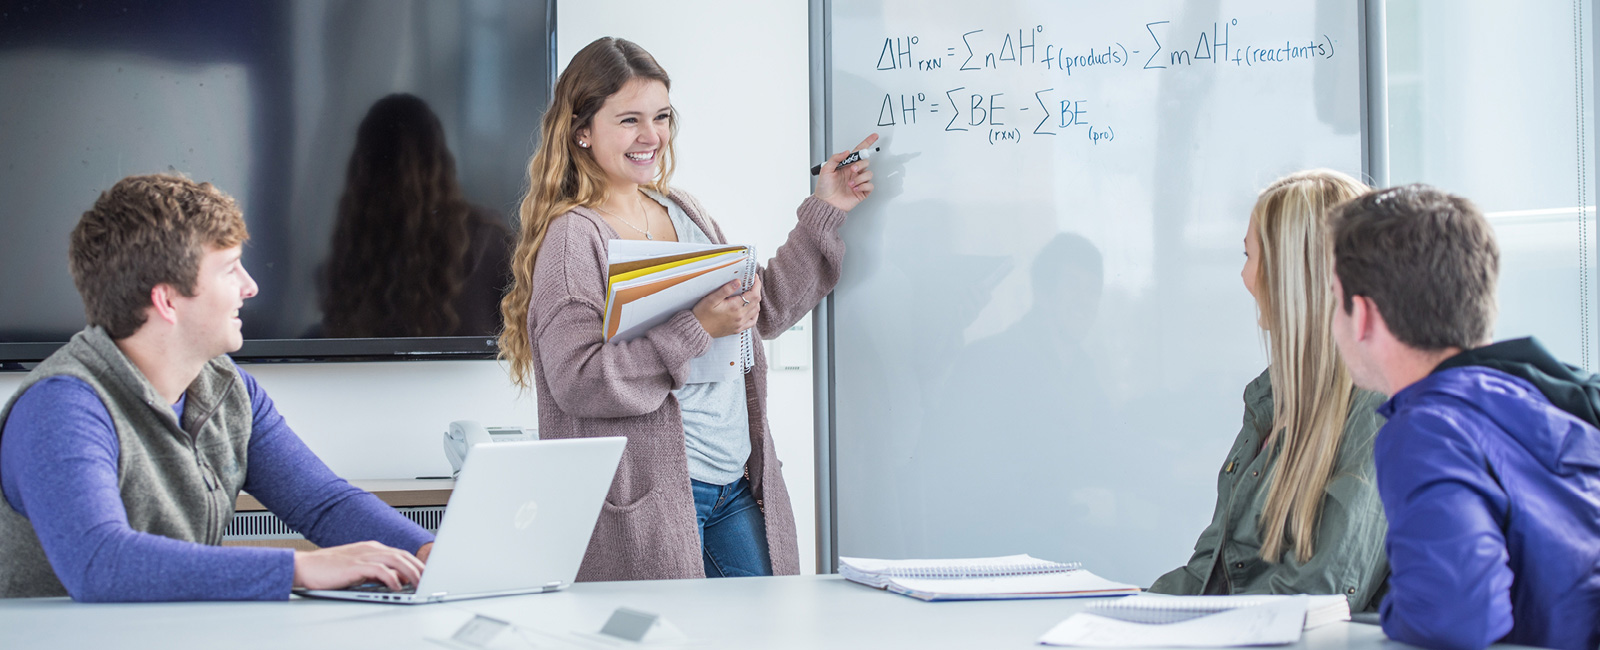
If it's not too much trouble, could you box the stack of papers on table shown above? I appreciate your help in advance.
[1039,593,1351,647]
[1086,593,1351,628]
[604,240,757,384]
[838,554,1141,602]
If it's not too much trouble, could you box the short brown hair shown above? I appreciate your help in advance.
[68,174,249,339]
[1329,183,1498,351]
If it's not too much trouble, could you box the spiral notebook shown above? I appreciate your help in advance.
[1040,597,1313,647]
[1084,593,1351,629]
[838,555,1141,601]
[603,240,757,384]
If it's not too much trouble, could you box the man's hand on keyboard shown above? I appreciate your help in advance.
[292,541,426,591]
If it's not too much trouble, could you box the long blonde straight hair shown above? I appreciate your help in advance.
[498,37,678,389]
[1252,169,1370,564]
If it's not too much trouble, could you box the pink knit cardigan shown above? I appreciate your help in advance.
[526,189,847,580]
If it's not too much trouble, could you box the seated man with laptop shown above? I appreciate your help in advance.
[0,174,434,601]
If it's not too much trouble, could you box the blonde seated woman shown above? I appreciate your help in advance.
[1149,169,1389,611]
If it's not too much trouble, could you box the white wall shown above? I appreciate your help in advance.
[0,0,821,572]
[555,0,818,573]
[0,361,536,482]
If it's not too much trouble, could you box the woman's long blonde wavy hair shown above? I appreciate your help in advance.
[499,37,678,389]
[1252,169,1370,564]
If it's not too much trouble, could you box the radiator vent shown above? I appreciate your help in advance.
[224,506,445,541]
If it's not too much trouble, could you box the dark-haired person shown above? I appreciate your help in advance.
[498,37,875,581]
[1329,183,1600,650]
[320,93,511,338]
[0,174,434,601]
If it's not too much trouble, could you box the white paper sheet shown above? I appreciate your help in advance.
[1038,596,1308,647]
[1084,593,1350,628]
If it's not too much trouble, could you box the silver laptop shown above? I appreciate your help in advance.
[296,436,625,604]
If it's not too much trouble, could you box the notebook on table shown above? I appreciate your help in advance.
[1084,593,1352,629]
[1040,596,1316,647]
[838,554,1141,601]
[294,437,626,605]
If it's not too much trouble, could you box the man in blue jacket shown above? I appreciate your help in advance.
[1328,183,1600,650]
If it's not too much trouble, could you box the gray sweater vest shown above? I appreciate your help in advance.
[0,327,252,598]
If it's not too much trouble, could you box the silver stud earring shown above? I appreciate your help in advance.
[578,141,589,148]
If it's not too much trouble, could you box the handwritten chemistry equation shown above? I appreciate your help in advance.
[865,19,1339,146]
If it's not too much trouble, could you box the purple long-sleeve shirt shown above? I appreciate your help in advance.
[0,368,434,601]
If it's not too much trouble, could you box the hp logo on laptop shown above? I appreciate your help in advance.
[514,500,539,529]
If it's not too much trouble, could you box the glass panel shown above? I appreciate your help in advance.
[1386,0,1598,367]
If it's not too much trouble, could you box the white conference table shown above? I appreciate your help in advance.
[0,574,1486,650]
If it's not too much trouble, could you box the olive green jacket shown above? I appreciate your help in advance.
[1149,369,1390,611]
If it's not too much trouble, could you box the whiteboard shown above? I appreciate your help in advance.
[821,0,1371,586]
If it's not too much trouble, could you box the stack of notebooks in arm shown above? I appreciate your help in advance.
[603,240,757,384]
[838,555,1141,602]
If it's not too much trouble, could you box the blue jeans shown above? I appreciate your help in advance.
[690,477,772,578]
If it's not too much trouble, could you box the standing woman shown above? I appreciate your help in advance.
[498,37,875,581]
[1149,170,1390,610]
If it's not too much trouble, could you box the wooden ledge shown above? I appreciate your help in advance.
[235,478,454,512]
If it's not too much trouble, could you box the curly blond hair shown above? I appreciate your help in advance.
[498,37,677,389]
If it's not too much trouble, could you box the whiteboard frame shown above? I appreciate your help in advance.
[809,0,1389,574]
[806,0,840,575]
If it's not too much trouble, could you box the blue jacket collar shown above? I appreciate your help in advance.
[1382,363,1600,477]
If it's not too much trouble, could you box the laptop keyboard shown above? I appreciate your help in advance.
[346,582,418,595]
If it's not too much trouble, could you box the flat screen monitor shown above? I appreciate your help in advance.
[0,0,554,366]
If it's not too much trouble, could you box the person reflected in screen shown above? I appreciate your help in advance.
[1149,169,1390,611]
[498,37,875,581]
[924,233,1109,551]
[1330,184,1600,650]
[320,93,510,338]
[0,174,433,601]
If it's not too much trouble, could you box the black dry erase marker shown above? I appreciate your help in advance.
[811,146,879,175]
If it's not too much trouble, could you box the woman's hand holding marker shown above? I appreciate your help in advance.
[814,133,879,212]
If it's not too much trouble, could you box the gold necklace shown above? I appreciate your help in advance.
[595,191,653,240]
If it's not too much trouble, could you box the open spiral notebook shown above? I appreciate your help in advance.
[839,555,1141,601]
[604,240,757,384]
[1083,593,1351,628]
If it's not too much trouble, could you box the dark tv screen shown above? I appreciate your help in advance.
[0,0,553,365]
